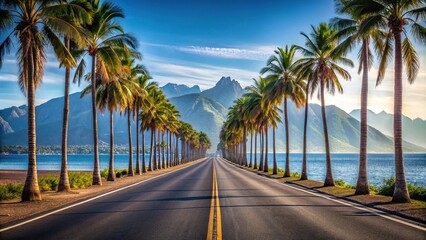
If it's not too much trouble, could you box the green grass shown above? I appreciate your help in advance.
[38,172,93,191]
[101,168,129,179]
[0,183,24,200]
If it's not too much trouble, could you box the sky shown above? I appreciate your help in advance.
[0,0,425,119]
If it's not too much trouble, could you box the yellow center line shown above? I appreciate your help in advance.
[207,158,222,240]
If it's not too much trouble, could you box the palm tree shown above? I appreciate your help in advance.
[1,0,87,201]
[295,23,353,186]
[345,0,423,202]
[261,46,306,176]
[332,0,386,194]
[136,75,155,173]
[73,0,138,185]
[82,72,132,181]
[56,0,92,192]
[244,77,281,173]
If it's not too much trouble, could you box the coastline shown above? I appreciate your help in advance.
[0,170,91,184]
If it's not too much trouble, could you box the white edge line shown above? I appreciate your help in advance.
[220,158,426,232]
[0,159,207,233]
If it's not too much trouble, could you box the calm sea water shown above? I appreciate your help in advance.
[0,153,425,187]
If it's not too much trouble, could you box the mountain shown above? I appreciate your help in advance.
[160,83,201,98]
[0,76,425,153]
[272,103,424,153]
[169,94,227,149]
[350,109,426,148]
[201,76,244,108]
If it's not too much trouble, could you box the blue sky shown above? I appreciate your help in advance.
[0,0,425,119]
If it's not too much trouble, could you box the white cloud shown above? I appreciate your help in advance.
[147,59,258,89]
[141,42,276,61]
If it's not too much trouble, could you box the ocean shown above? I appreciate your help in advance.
[0,153,425,187]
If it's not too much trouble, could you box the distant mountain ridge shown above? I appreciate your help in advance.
[160,83,201,98]
[350,109,426,148]
[0,76,425,153]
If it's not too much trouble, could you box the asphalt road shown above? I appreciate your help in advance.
[1,157,425,240]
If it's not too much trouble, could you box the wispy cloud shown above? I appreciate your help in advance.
[141,42,275,61]
[147,58,259,89]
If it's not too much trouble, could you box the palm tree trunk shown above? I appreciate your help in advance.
[264,125,269,173]
[321,80,334,186]
[284,98,291,177]
[127,109,134,176]
[301,82,310,180]
[142,129,147,173]
[272,127,277,175]
[135,108,141,175]
[161,133,166,169]
[392,30,410,203]
[21,47,41,201]
[169,131,172,167]
[356,39,370,195]
[58,37,71,192]
[259,130,264,171]
[175,135,179,164]
[249,132,253,168]
[107,111,115,181]
[90,54,102,186]
[254,132,257,169]
[243,126,247,166]
[148,128,153,171]
[153,128,157,170]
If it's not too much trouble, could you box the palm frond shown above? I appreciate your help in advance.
[402,37,419,83]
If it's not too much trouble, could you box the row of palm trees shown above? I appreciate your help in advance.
[0,0,210,202]
[219,0,424,203]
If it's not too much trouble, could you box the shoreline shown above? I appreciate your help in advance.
[0,170,91,184]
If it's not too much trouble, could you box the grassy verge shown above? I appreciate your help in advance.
[0,172,93,200]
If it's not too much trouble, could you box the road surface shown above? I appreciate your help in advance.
[1,158,425,240]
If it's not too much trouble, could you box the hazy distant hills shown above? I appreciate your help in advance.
[350,109,426,148]
[0,76,425,153]
[160,83,201,98]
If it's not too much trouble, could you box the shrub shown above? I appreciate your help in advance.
[377,177,426,201]
[291,172,301,178]
[100,169,108,179]
[121,169,128,176]
[334,179,355,189]
[38,176,59,191]
[277,168,284,173]
[115,172,122,178]
[69,172,92,189]
[0,183,24,200]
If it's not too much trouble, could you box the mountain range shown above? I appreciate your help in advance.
[0,76,424,153]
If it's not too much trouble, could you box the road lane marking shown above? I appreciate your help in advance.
[0,158,208,233]
[207,158,222,240]
[220,158,426,232]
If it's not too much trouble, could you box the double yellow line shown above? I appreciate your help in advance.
[207,159,222,240]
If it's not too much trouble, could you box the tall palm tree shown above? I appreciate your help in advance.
[56,0,92,192]
[73,0,138,185]
[261,46,306,176]
[295,23,353,186]
[1,0,86,201]
[332,0,386,194]
[82,72,132,181]
[345,0,423,202]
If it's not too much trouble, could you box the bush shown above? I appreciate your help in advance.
[377,177,426,201]
[69,172,92,189]
[277,168,284,173]
[0,183,24,200]
[291,172,301,178]
[38,176,59,191]
[121,169,128,176]
[101,169,108,179]
[334,179,355,189]
[115,172,122,178]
